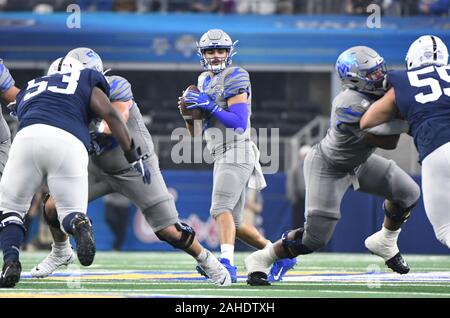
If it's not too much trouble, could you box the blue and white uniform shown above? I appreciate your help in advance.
[388,64,450,247]
[0,68,109,225]
[198,66,258,224]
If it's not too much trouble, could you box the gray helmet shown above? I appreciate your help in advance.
[66,47,104,73]
[335,46,387,96]
[197,29,237,73]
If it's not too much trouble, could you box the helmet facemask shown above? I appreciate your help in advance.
[200,48,232,74]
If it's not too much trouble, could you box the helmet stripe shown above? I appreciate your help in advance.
[57,57,64,71]
[430,35,437,61]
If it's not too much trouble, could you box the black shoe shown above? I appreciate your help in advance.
[247,272,271,286]
[385,252,410,274]
[71,214,96,266]
[0,260,22,288]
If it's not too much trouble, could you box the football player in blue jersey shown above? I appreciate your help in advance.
[361,35,450,249]
[179,29,296,283]
[31,48,232,287]
[245,46,421,286]
[0,57,150,288]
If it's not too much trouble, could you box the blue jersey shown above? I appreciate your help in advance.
[15,69,110,149]
[388,65,450,162]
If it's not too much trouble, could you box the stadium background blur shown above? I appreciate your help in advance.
[1,0,449,255]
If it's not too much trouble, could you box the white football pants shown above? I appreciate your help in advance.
[422,141,450,248]
[0,124,88,228]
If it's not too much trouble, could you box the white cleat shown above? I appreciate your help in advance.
[196,250,232,287]
[30,249,76,278]
[244,249,272,275]
[364,230,399,261]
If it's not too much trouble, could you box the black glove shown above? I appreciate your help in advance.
[124,139,151,184]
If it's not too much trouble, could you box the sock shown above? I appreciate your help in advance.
[62,212,80,235]
[53,239,71,255]
[263,240,273,249]
[381,226,401,241]
[195,248,208,263]
[220,244,234,265]
[0,225,25,263]
[267,244,279,263]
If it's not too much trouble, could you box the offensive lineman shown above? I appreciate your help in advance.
[361,35,450,249]
[0,57,147,287]
[31,48,232,286]
[180,29,296,283]
[245,46,421,285]
[0,59,20,174]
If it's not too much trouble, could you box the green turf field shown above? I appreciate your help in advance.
[1,251,449,298]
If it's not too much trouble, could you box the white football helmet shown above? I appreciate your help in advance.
[405,35,449,70]
[197,29,237,74]
[66,47,105,73]
[47,57,84,75]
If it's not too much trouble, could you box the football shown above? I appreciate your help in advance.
[179,84,204,124]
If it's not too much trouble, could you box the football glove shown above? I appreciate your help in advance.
[124,139,151,184]
[184,91,220,114]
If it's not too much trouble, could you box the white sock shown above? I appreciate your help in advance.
[53,240,71,255]
[267,245,279,263]
[221,244,235,265]
[263,240,273,249]
[195,248,208,263]
[380,226,401,241]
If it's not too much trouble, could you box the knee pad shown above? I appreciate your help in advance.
[156,222,196,250]
[301,213,339,251]
[0,211,26,234]
[281,228,312,258]
[384,201,415,223]
[42,195,60,228]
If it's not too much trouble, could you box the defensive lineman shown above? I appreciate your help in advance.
[245,46,421,285]
[31,48,232,286]
[0,57,148,287]
[361,35,450,249]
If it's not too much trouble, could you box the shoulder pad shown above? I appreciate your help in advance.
[107,75,133,102]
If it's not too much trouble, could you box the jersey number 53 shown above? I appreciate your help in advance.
[23,70,81,102]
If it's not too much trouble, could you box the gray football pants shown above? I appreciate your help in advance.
[301,147,421,251]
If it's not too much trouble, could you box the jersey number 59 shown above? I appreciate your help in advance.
[407,65,450,104]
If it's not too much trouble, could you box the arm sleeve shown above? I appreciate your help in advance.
[223,67,251,99]
[0,61,15,94]
[213,102,248,132]
[108,75,133,102]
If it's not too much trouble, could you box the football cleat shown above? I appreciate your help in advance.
[30,247,76,278]
[247,271,271,286]
[0,260,22,288]
[71,214,96,266]
[219,258,237,283]
[365,230,410,274]
[268,258,297,282]
[196,250,232,286]
[385,252,410,274]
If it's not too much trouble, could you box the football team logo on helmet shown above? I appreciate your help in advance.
[335,46,387,96]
